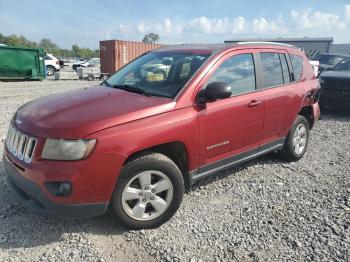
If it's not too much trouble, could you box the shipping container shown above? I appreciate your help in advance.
[0,45,45,81]
[100,40,164,75]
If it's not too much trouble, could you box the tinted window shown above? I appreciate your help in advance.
[44,55,52,60]
[315,54,345,66]
[334,59,350,71]
[260,53,284,88]
[208,54,255,96]
[280,54,290,83]
[290,55,304,81]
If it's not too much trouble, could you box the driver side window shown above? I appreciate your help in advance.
[208,53,256,96]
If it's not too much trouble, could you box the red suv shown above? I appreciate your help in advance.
[4,43,320,229]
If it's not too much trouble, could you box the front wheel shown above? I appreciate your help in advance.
[277,115,310,162]
[110,153,184,229]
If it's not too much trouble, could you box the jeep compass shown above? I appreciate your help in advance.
[4,42,320,229]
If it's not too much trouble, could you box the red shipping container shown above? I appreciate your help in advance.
[100,40,164,74]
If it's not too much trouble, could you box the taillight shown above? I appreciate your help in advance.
[313,89,320,102]
[56,61,59,65]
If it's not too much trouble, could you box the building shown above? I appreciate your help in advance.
[330,44,350,55]
[224,37,333,58]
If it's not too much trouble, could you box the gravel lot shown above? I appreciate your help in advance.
[0,79,349,262]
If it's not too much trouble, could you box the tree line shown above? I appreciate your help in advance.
[0,33,99,58]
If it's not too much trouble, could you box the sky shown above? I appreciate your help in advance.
[0,0,350,49]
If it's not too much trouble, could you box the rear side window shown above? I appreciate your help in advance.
[260,52,284,88]
[290,55,304,81]
[208,53,256,96]
[280,54,290,83]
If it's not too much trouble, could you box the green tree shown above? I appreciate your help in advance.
[4,34,22,46]
[72,44,80,57]
[142,33,160,44]
[39,38,59,55]
[0,32,99,58]
[0,33,5,44]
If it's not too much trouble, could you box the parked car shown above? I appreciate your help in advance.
[72,58,100,71]
[3,43,320,229]
[58,58,66,68]
[319,57,350,109]
[71,60,86,71]
[44,54,60,76]
[76,66,108,81]
[314,53,350,72]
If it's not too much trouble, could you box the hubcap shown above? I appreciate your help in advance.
[293,123,307,154]
[121,171,173,221]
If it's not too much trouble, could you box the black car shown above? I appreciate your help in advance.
[314,53,350,72]
[319,58,350,109]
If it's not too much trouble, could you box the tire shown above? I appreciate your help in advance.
[87,75,94,81]
[46,65,56,76]
[277,115,310,162]
[111,152,184,229]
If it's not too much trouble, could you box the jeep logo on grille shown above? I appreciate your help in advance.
[15,119,22,125]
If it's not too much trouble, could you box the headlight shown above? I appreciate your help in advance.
[41,139,96,160]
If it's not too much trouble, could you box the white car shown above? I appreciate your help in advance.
[44,54,60,76]
[80,58,100,68]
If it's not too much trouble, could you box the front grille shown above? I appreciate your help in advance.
[5,125,37,164]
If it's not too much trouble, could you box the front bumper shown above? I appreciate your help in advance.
[4,153,109,218]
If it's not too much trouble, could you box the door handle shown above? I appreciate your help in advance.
[248,100,262,107]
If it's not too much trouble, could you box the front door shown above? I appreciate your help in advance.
[197,52,265,168]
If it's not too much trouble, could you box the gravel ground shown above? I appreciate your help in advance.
[0,79,350,261]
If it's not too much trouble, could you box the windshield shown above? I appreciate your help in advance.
[334,59,350,71]
[315,54,345,66]
[104,51,210,98]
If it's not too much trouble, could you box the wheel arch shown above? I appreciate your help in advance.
[123,141,191,189]
[298,105,315,129]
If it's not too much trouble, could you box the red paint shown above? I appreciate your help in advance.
[6,43,320,206]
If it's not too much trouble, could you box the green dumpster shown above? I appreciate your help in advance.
[0,45,45,81]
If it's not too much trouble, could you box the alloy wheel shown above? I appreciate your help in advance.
[121,170,173,221]
[293,123,307,154]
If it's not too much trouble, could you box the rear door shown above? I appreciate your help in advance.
[197,50,265,167]
[255,50,298,145]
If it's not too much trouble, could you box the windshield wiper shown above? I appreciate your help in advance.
[101,80,111,87]
[111,84,151,96]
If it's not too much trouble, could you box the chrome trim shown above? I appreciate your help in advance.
[5,125,37,164]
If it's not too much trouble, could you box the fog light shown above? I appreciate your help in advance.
[59,182,72,196]
[45,182,72,196]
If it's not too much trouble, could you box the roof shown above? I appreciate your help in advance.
[154,42,298,54]
[155,43,228,54]
[225,37,334,43]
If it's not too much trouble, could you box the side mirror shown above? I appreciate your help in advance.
[198,82,232,104]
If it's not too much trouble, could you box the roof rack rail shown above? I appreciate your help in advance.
[237,41,294,47]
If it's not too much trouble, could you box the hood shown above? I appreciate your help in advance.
[15,85,175,138]
[320,70,350,80]
[320,71,350,90]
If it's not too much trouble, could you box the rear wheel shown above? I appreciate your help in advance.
[110,153,184,229]
[277,115,309,162]
[87,74,94,81]
[46,65,56,76]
